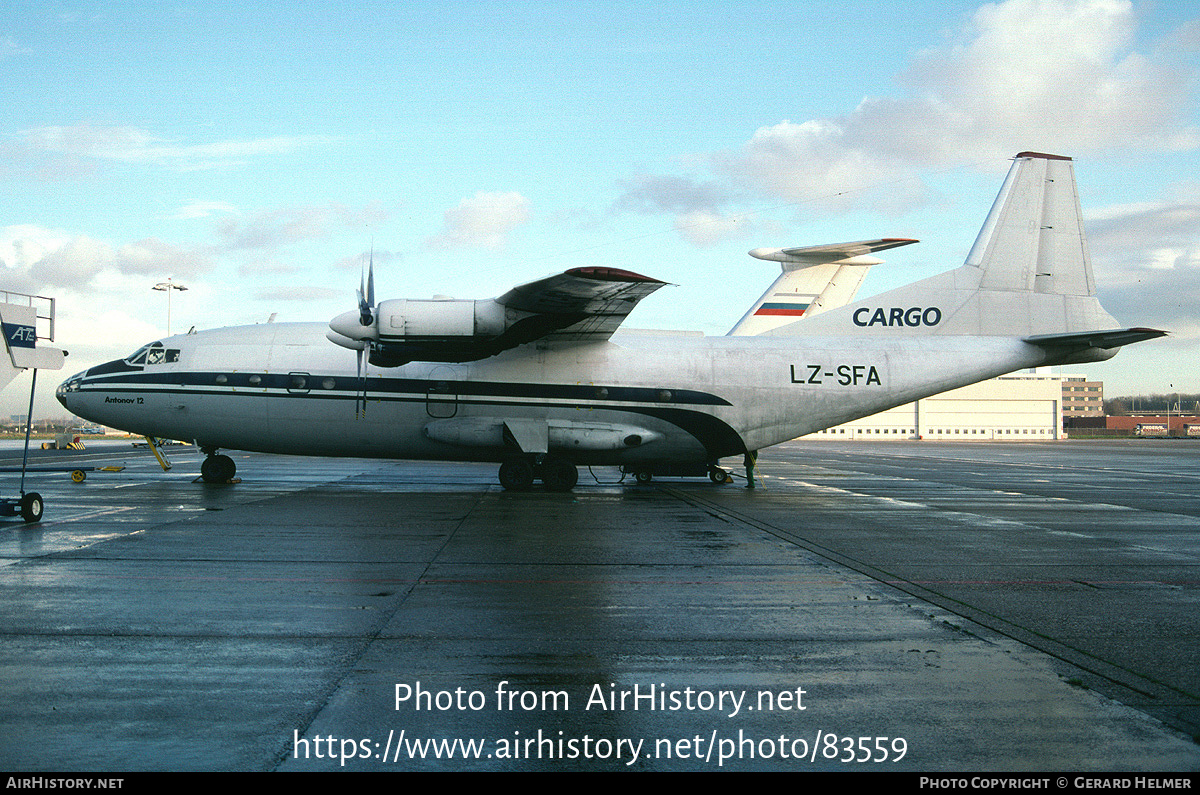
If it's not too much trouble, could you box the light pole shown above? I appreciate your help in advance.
[152,279,187,336]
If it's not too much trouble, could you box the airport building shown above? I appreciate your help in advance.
[803,372,1079,440]
[1060,376,1104,419]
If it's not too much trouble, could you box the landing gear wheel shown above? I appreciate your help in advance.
[201,454,237,484]
[20,492,43,523]
[540,456,578,492]
[635,470,653,484]
[498,459,535,491]
[709,466,729,484]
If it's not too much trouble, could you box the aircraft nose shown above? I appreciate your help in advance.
[56,371,86,411]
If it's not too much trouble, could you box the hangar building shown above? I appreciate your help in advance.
[803,373,1082,441]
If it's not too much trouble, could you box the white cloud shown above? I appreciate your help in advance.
[115,238,209,277]
[618,0,1198,237]
[1,225,71,272]
[2,225,212,295]
[426,191,531,250]
[673,210,752,248]
[614,175,751,247]
[1086,201,1200,334]
[171,201,238,220]
[11,124,338,173]
[728,0,1195,197]
[896,0,1196,156]
[614,175,733,216]
[214,203,388,251]
[254,284,344,302]
[0,35,26,59]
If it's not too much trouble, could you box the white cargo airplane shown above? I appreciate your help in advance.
[57,153,1163,490]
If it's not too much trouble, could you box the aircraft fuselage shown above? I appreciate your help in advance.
[57,320,1056,470]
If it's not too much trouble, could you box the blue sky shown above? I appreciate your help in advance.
[3,0,1199,415]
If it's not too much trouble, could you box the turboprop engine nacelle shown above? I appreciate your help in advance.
[327,298,560,366]
[328,298,508,347]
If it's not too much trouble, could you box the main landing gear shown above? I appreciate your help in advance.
[498,454,578,492]
[200,449,237,484]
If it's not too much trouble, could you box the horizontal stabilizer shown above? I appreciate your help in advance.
[1024,327,1167,350]
[749,238,917,270]
[731,239,917,336]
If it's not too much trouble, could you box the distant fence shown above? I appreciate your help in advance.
[1067,428,1197,439]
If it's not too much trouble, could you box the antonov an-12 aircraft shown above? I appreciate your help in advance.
[56,153,1163,490]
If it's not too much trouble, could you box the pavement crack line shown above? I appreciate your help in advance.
[268,483,489,770]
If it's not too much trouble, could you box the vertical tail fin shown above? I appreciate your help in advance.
[966,152,1094,296]
[762,152,1129,340]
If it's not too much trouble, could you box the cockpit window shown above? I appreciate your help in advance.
[124,342,179,366]
[125,344,155,366]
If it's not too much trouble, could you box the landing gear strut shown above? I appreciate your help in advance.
[498,455,578,492]
[200,450,237,484]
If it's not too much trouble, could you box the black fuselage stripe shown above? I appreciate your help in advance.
[78,371,733,406]
[74,377,747,459]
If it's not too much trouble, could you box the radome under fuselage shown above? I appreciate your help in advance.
[56,319,1060,469]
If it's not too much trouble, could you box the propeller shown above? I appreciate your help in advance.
[355,254,375,417]
[325,251,379,418]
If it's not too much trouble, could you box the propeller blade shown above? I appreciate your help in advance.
[358,255,375,327]
[355,346,368,418]
[367,250,375,307]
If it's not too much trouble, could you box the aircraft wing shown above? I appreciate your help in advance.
[497,266,668,341]
[336,266,670,366]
